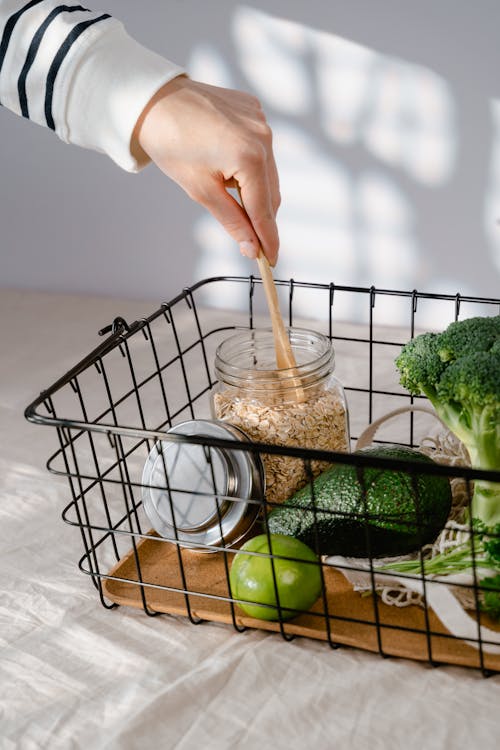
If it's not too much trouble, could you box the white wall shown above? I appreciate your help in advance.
[1,0,499,323]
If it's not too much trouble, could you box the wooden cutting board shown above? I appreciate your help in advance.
[102,534,500,673]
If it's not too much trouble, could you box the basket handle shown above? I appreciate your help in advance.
[355,405,446,451]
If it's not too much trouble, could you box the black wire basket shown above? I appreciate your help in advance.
[25,277,500,676]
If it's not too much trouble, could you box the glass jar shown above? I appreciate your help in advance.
[211,328,350,507]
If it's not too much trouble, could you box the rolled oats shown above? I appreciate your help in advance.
[213,388,349,506]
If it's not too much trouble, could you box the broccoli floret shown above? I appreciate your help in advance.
[397,332,445,399]
[436,315,500,362]
[396,315,500,525]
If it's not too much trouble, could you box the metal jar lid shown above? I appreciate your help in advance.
[141,419,265,552]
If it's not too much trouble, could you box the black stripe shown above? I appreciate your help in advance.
[44,12,110,130]
[18,5,90,119]
[0,0,47,75]
[0,0,47,109]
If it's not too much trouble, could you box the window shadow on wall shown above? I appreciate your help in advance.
[191,4,499,327]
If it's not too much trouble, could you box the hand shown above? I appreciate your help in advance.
[131,77,280,266]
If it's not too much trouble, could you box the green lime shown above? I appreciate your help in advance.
[229,533,322,621]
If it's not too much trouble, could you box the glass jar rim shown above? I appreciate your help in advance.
[214,327,335,390]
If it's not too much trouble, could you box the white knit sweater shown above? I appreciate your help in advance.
[0,1,185,170]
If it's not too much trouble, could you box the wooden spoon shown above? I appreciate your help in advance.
[236,187,305,402]
[236,186,297,370]
[255,253,298,370]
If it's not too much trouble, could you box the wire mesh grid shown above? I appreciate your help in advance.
[25,277,500,675]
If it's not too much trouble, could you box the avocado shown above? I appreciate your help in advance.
[266,445,452,558]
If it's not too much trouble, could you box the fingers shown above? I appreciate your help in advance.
[251,116,281,218]
[195,180,262,260]
[267,151,281,217]
[221,87,281,221]
[236,150,280,266]
[240,185,280,266]
[240,120,281,258]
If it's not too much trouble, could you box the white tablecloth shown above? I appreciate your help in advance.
[1,288,499,750]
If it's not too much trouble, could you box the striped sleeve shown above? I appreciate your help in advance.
[0,1,186,171]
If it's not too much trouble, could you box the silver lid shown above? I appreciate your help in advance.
[141,419,264,552]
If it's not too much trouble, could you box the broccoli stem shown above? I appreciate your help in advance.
[472,482,500,526]
[421,387,500,526]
